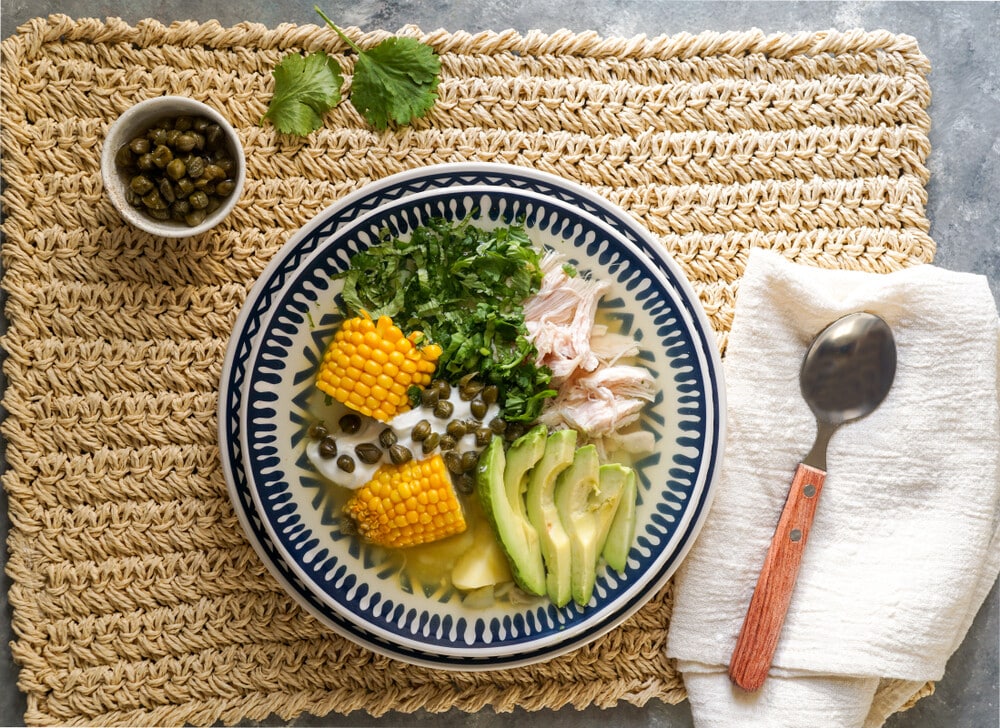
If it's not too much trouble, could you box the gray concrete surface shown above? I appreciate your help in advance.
[1,2,998,726]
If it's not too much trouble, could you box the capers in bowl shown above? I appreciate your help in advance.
[114,114,238,227]
[102,96,245,237]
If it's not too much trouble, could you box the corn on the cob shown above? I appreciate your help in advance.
[316,314,442,422]
[344,454,467,548]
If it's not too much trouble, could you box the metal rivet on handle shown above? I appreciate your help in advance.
[790,529,802,542]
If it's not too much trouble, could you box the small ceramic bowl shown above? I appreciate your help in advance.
[102,96,245,238]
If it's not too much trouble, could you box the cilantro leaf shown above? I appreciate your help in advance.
[351,37,441,130]
[316,6,441,130]
[262,51,343,136]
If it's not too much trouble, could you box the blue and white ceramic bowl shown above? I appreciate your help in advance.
[219,163,725,669]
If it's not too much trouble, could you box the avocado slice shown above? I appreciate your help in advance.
[555,447,629,606]
[602,467,637,573]
[554,445,599,606]
[475,426,548,596]
[594,463,631,556]
[525,429,578,607]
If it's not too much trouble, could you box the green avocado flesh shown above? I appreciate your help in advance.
[525,428,578,607]
[476,427,547,595]
[602,467,637,573]
[554,447,629,606]
[478,427,639,607]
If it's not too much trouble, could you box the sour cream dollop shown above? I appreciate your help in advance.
[304,390,500,490]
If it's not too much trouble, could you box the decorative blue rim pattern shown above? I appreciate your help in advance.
[219,163,726,669]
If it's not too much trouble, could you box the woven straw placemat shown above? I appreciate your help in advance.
[1,14,934,727]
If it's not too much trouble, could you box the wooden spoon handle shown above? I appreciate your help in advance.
[729,463,827,691]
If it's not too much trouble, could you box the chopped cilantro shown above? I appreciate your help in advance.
[337,217,556,421]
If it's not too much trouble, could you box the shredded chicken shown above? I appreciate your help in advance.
[538,364,656,433]
[525,251,656,455]
[524,251,610,383]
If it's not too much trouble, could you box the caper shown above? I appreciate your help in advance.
[125,189,143,207]
[189,191,209,210]
[475,428,493,447]
[461,451,479,472]
[165,129,182,147]
[205,123,224,147]
[378,428,397,448]
[422,432,440,454]
[443,451,463,475]
[158,178,176,204]
[420,387,439,408]
[488,417,507,434]
[356,443,382,464]
[171,199,191,217]
[505,422,527,442]
[129,174,154,195]
[148,128,168,146]
[147,208,170,220]
[151,144,173,167]
[433,400,454,419]
[129,137,151,155]
[141,190,167,210]
[166,158,187,180]
[336,455,355,473]
[339,413,361,434]
[446,420,467,439]
[115,145,134,168]
[174,116,193,131]
[439,434,457,451]
[318,436,338,459]
[216,157,234,175]
[470,398,489,420]
[481,385,499,405]
[411,419,432,441]
[215,179,236,197]
[459,379,484,401]
[457,373,479,399]
[389,444,413,465]
[175,133,197,152]
[204,163,225,181]
[435,380,452,399]
[136,153,156,171]
[194,117,211,132]
[175,177,195,197]
[454,474,475,495]
[184,209,207,227]
[186,156,206,178]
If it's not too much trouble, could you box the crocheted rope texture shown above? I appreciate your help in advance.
[1,14,933,727]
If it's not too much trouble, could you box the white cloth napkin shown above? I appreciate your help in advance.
[665,248,1000,727]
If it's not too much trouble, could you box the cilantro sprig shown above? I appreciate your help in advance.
[262,6,441,135]
[337,218,556,421]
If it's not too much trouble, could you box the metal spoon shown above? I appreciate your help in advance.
[729,312,897,692]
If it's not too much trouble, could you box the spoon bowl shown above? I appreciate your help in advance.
[729,312,897,691]
[801,313,897,469]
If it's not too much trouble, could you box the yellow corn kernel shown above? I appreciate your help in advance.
[316,314,441,422]
[344,454,467,548]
